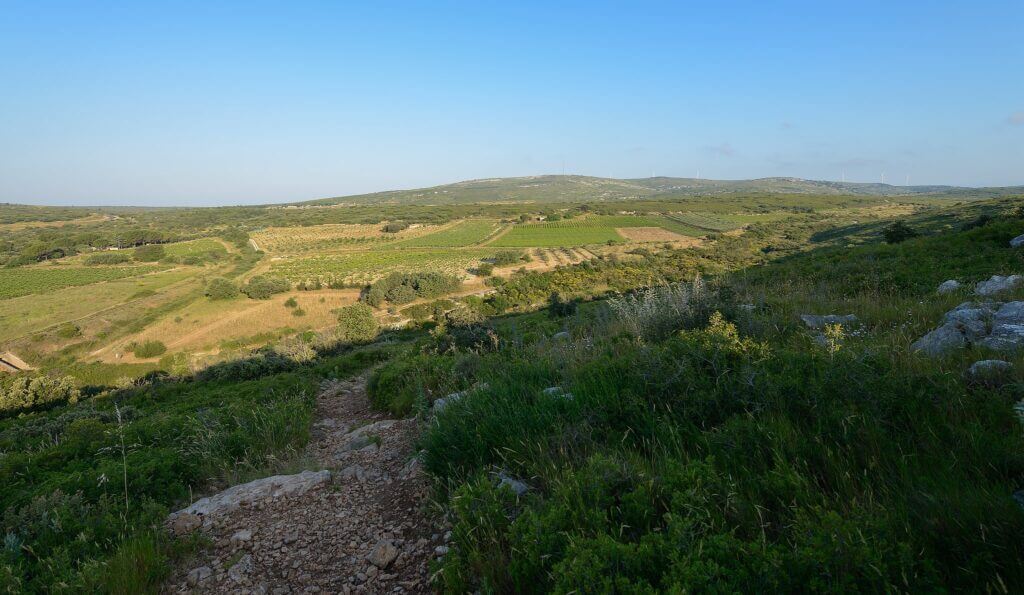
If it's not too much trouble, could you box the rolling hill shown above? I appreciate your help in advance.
[298,175,1024,207]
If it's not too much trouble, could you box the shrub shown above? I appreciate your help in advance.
[0,375,80,415]
[882,220,919,244]
[363,272,461,307]
[546,291,578,318]
[492,250,528,266]
[133,244,166,262]
[960,213,993,231]
[476,263,494,276]
[367,352,463,415]
[382,221,410,233]
[385,283,417,305]
[55,322,82,339]
[85,252,132,265]
[336,303,379,344]
[132,340,167,359]
[608,276,715,341]
[242,275,290,300]
[283,297,298,308]
[205,277,238,300]
[291,307,306,317]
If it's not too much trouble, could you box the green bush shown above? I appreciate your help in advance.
[0,375,80,415]
[367,352,464,415]
[476,263,494,276]
[382,221,410,233]
[335,303,379,344]
[882,220,919,244]
[85,252,132,265]
[132,340,167,359]
[242,275,290,300]
[205,277,238,300]
[133,244,166,262]
[427,314,1024,591]
[55,322,82,339]
[363,272,461,307]
[283,296,298,308]
[492,250,527,266]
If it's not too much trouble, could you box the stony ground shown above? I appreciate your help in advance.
[166,377,447,594]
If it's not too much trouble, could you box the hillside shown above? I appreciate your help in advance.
[1,193,1023,591]
[299,175,1024,207]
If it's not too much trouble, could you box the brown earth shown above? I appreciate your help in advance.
[165,376,444,594]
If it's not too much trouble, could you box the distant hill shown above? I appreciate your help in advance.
[297,175,1024,207]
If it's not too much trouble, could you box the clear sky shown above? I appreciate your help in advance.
[1,1,1022,206]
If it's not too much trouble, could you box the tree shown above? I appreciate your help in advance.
[134,244,166,262]
[205,277,239,300]
[242,275,290,299]
[547,291,578,317]
[336,303,379,343]
[882,220,919,244]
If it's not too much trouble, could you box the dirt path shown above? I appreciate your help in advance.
[166,377,443,594]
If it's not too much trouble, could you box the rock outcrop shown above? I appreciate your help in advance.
[800,314,858,329]
[168,470,332,532]
[937,280,961,294]
[913,301,1024,355]
[968,360,1014,385]
[975,275,1023,297]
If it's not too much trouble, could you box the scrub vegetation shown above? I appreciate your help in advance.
[1,178,1022,591]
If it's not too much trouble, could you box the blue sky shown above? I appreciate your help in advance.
[1,1,1021,206]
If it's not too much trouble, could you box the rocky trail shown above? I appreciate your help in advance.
[166,377,446,594]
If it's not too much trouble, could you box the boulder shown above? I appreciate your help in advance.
[552,331,570,341]
[367,540,399,569]
[433,383,489,412]
[186,566,213,586]
[496,471,529,496]
[168,511,202,536]
[967,360,1014,385]
[937,280,961,294]
[913,301,1024,355]
[542,386,574,400]
[227,553,253,583]
[230,528,253,544]
[976,301,1024,352]
[800,314,858,329]
[975,275,1023,297]
[167,470,331,529]
[1010,234,1024,248]
[911,323,970,356]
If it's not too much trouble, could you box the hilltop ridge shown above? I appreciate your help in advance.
[295,175,1024,207]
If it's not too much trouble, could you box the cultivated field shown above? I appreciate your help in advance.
[394,219,504,247]
[0,265,166,299]
[252,223,445,254]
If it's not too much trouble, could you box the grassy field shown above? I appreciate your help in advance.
[251,223,444,254]
[490,215,705,247]
[0,268,199,343]
[117,289,360,356]
[161,238,228,257]
[270,248,491,285]
[0,265,165,300]
[395,219,503,247]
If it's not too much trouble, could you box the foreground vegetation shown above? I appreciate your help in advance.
[1,185,1023,591]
